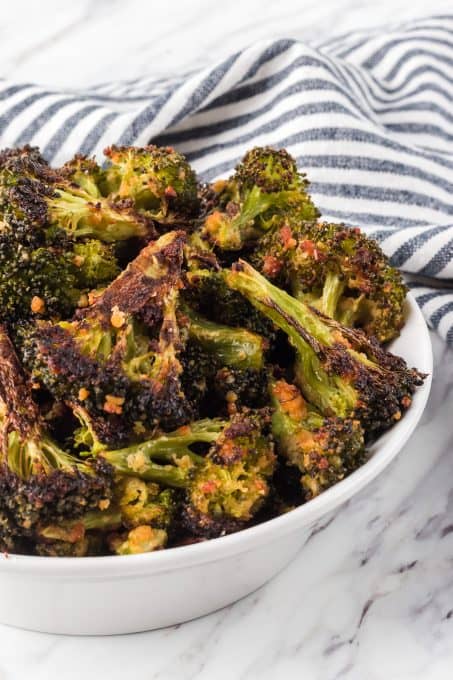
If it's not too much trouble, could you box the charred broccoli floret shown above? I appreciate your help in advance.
[97,413,275,538]
[201,146,319,251]
[115,477,175,530]
[184,269,276,341]
[60,154,104,199]
[270,379,365,498]
[179,306,269,415]
[0,146,154,242]
[37,478,175,556]
[72,239,120,289]
[251,220,406,343]
[22,231,191,442]
[0,328,114,552]
[102,145,199,224]
[182,305,266,371]
[225,261,424,436]
[0,232,82,323]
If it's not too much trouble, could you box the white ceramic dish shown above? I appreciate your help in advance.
[0,294,432,635]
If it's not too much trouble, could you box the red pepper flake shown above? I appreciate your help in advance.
[103,395,125,415]
[262,255,283,278]
[165,185,177,198]
[279,225,297,250]
[318,457,329,470]
[201,480,218,494]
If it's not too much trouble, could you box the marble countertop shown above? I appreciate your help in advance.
[0,1,453,678]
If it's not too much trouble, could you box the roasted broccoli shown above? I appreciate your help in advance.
[0,141,425,557]
[37,477,174,556]
[184,268,276,342]
[0,327,114,553]
[270,379,365,498]
[182,305,266,371]
[179,305,269,415]
[97,413,276,538]
[102,145,199,224]
[201,146,319,251]
[0,233,82,323]
[0,145,154,242]
[60,154,104,199]
[225,261,423,436]
[72,239,120,289]
[21,231,191,442]
[251,220,406,343]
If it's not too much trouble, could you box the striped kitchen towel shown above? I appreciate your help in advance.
[0,15,452,342]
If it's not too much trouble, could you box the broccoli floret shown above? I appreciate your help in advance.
[0,327,114,552]
[36,478,175,556]
[179,306,269,415]
[201,146,319,251]
[98,413,276,538]
[0,146,155,243]
[225,261,424,436]
[270,379,365,498]
[108,525,168,555]
[72,239,120,289]
[251,220,407,343]
[0,233,82,323]
[102,145,199,224]
[115,477,175,530]
[184,269,276,342]
[22,231,192,441]
[60,154,104,199]
[182,305,266,371]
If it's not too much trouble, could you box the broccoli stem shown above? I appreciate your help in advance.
[319,271,345,319]
[40,508,123,540]
[184,306,265,370]
[100,420,226,487]
[7,431,97,481]
[48,189,148,242]
[101,451,190,488]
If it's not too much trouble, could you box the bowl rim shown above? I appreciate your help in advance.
[0,293,432,577]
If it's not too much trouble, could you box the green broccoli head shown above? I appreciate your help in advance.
[183,411,276,537]
[72,239,120,289]
[60,154,104,199]
[0,145,155,243]
[22,232,192,441]
[184,268,276,342]
[235,146,309,193]
[102,145,199,223]
[252,220,407,343]
[0,327,114,552]
[270,379,365,498]
[97,412,275,538]
[35,477,175,557]
[225,260,424,436]
[179,305,269,416]
[201,146,319,251]
[0,233,82,323]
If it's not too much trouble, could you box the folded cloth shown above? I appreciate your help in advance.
[0,15,452,341]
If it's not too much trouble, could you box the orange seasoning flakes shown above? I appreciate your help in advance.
[78,387,90,401]
[103,394,125,414]
[164,186,177,198]
[279,224,297,251]
[262,255,282,278]
[30,296,45,314]
[110,305,126,328]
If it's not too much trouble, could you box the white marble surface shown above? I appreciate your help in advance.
[0,1,452,678]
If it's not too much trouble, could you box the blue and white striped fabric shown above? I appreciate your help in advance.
[0,15,452,342]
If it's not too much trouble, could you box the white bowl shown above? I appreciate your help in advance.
[0,294,432,635]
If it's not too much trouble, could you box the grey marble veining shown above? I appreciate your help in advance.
[0,2,452,678]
